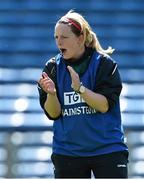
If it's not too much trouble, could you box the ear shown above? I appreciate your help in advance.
[78,33,84,45]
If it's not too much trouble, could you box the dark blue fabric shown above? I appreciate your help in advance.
[52,52,128,156]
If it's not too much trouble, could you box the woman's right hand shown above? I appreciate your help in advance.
[38,72,56,95]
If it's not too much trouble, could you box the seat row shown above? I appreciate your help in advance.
[0,11,143,26]
[0,26,143,39]
[0,0,143,11]
[0,68,144,83]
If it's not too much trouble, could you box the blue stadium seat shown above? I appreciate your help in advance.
[0,84,38,97]
[0,68,41,82]
[120,69,144,83]
[121,84,144,98]
[122,113,144,127]
[0,113,53,127]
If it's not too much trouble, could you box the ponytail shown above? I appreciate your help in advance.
[89,31,115,55]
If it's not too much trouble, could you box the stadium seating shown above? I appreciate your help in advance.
[0,0,144,178]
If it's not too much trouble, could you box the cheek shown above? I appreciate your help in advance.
[69,44,79,54]
[55,39,59,46]
[68,37,80,47]
[70,41,80,49]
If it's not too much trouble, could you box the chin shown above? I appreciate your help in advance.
[63,55,71,60]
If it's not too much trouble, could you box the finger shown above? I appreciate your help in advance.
[42,72,48,78]
[67,66,76,78]
[38,76,45,85]
[38,76,43,82]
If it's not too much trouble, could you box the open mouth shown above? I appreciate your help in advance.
[60,48,67,55]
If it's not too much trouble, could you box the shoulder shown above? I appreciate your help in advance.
[92,51,116,67]
[99,54,116,66]
[45,53,63,66]
[96,54,117,74]
[96,53,120,82]
[45,57,56,66]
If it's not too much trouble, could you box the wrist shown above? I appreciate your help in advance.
[47,88,57,96]
[74,82,86,94]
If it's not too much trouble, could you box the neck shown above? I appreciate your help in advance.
[64,47,94,65]
[71,46,86,62]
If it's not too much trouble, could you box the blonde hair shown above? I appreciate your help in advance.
[57,10,115,55]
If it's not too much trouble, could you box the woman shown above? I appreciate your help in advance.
[38,10,129,178]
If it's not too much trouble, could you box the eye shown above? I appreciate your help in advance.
[61,35,68,39]
[54,35,58,39]
[54,35,69,40]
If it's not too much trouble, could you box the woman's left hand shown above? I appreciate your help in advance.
[67,66,81,91]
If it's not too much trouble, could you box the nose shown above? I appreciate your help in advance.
[57,37,64,46]
[56,37,63,46]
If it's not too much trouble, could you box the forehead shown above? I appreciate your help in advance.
[55,23,73,35]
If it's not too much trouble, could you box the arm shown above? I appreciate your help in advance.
[67,56,122,113]
[94,56,122,110]
[38,72,61,120]
[67,66,108,113]
[44,93,61,119]
[80,88,108,113]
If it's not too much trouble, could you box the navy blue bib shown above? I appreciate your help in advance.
[52,52,128,156]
